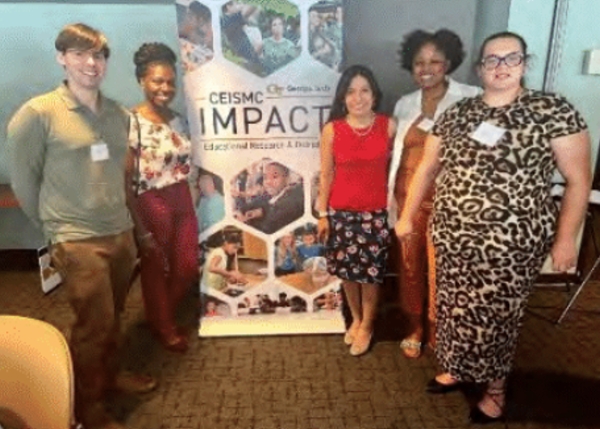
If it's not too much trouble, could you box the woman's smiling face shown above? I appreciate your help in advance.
[478,36,525,92]
[141,62,176,109]
[411,42,449,90]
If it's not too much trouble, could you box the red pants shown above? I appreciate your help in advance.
[51,230,136,422]
[136,181,199,338]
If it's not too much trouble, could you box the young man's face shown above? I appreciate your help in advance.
[57,47,107,92]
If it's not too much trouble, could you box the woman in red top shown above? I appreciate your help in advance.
[317,65,396,356]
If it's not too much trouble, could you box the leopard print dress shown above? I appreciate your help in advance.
[430,90,587,382]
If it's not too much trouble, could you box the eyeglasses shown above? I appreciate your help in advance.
[480,52,524,70]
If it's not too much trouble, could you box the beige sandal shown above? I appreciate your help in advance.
[400,339,422,358]
[350,329,373,356]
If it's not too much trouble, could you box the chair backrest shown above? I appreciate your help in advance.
[0,315,74,429]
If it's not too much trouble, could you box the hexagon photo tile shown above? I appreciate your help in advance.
[177,1,215,73]
[220,0,301,77]
[200,226,268,297]
[308,0,343,72]
[231,158,304,235]
[275,223,334,294]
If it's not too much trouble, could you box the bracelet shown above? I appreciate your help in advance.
[317,210,328,219]
[139,232,153,241]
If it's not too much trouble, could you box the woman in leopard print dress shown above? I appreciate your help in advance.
[395,31,591,423]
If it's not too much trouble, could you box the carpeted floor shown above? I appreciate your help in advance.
[1,268,599,429]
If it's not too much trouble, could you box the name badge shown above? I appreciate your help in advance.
[90,142,110,162]
[417,117,435,132]
[471,122,506,147]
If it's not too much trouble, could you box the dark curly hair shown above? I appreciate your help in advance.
[399,29,465,74]
[133,42,177,82]
[328,65,382,122]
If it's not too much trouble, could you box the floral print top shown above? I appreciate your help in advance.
[129,112,193,195]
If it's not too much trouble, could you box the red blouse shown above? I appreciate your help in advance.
[329,114,391,211]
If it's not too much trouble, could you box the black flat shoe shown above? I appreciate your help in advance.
[469,406,504,425]
[425,377,462,394]
[469,385,506,425]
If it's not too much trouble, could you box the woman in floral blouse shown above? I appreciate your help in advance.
[125,42,199,353]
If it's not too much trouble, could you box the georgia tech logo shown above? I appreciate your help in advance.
[266,84,284,96]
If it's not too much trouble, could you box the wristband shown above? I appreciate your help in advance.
[317,210,328,219]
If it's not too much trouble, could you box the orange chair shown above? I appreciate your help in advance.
[0,315,75,429]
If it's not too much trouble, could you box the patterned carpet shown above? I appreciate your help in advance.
[1,268,599,429]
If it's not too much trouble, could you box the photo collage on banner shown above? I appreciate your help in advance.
[176,0,344,336]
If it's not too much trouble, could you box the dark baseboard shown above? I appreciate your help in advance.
[0,249,38,271]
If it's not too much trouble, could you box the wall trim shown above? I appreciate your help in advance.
[543,0,569,92]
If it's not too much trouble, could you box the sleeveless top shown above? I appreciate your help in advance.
[329,114,390,211]
[394,118,434,209]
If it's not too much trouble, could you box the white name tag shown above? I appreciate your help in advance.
[90,142,110,162]
[471,122,506,147]
[417,117,435,132]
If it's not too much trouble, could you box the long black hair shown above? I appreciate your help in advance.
[328,64,382,122]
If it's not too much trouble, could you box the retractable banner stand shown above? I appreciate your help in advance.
[175,0,345,336]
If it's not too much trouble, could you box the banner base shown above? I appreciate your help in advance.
[198,311,345,337]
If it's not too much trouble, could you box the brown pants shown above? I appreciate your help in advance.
[397,206,436,344]
[51,230,136,422]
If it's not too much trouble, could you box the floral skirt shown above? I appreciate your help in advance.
[325,209,391,284]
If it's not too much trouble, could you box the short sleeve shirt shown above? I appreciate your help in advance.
[430,90,587,260]
[129,113,193,194]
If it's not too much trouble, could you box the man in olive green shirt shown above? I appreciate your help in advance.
[7,23,155,429]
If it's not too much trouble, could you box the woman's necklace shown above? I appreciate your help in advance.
[347,113,375,137]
